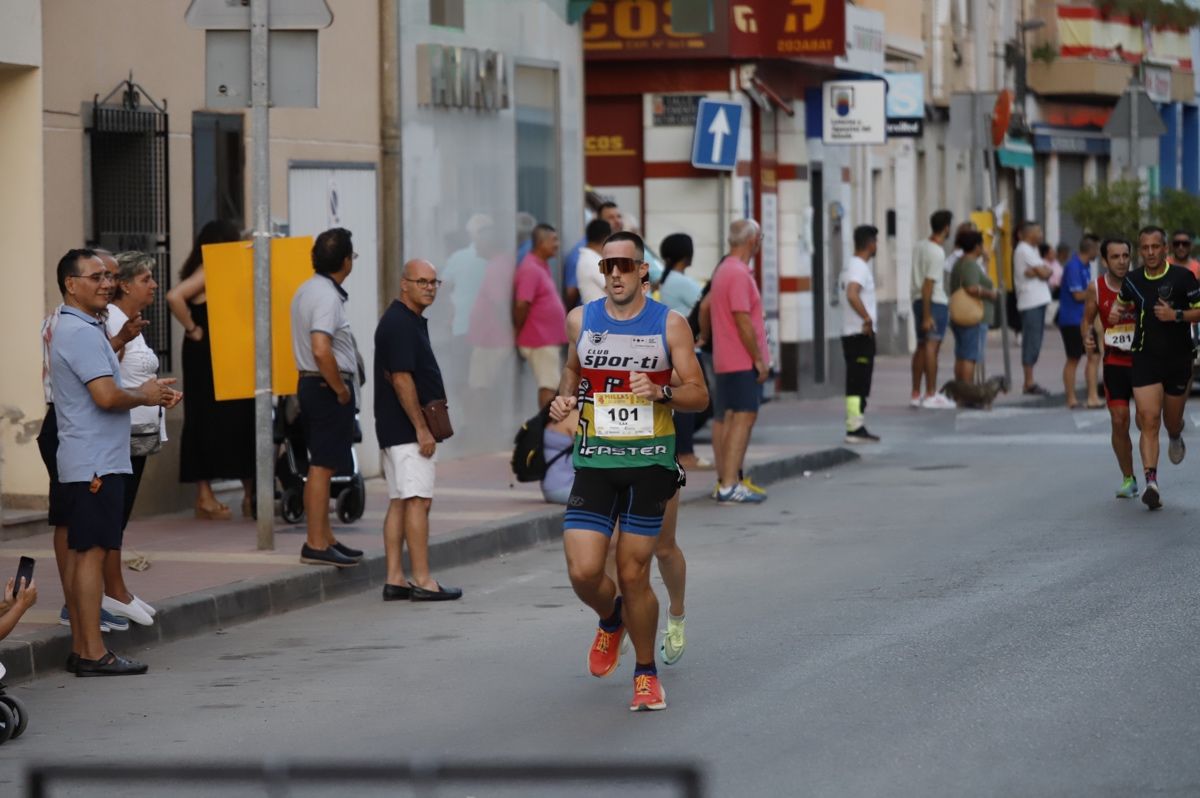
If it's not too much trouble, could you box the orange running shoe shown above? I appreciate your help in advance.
[629,672,667,711]
[588,623,626,678]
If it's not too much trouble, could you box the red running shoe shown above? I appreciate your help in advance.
[629,672,667,711]
[587,624,626,678]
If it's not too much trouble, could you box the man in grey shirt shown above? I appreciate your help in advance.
[290,227,363,568]
[51,249,178,676]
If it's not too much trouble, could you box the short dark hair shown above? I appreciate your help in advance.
[957,230,984,254]
[56,248,98,295]
[585,219,611,245]
[1017,220,1040,237]
[1038,243,1051,258]
[597,201,619,214]
[312,227,353,274]
[853,225,878,251]
[1079,234,1100,252]
[1101,238,1131,260]
[660,233,694,268]
[930,210,953,236]
[532,223,557,247]
[1138,225,1166,244]
[1173,230,1192,241]
[603,230,645,260]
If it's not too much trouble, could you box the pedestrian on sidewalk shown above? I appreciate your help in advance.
[1058,235,1102,408]
[52,248,175,676]
[563,202,625,310]
[948,230,997,386]
[575,218,611,305]
[1013,221,1053,396]
[911,210,955,409]
[165,220,255,520]
[513,223,568,409]
[1168,230,1200,279]
[102,250,183,626]
[373,259,462,601]
[658,232,710,472]
[709,219,770,503]
[290,228,365,568]
[841,226,881,443]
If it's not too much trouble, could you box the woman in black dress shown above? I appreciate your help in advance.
[166,220,255,519]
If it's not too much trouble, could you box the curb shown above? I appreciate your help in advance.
[0,446,858,684]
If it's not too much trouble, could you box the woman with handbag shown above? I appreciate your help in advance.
[104,251,184,625]
[948,230,999,384]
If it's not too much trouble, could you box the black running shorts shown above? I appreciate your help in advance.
[1131,351,1193,396]
[1103,363,1133,407]
[563,466,679,537]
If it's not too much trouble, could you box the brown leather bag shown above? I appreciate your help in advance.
[421,399,454,442]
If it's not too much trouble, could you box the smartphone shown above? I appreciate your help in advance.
[12,556,34,600]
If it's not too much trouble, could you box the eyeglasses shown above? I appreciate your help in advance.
[1173,240,1192,247]
[71,271,116,284]
[598,257,642,275]
[403,277,443,289]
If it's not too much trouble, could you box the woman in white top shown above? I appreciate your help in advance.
[103,252,183,625]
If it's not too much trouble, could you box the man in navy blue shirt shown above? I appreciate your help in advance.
[373,259,462,602]
[1058,235,1100,408]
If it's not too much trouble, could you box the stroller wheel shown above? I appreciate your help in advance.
[336,475,366,523]
[0,694,28,739]
[281,487,305,524]
[0,700,14,745]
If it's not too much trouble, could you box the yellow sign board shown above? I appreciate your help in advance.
[202,237,313,400]
[969,210,1012,289]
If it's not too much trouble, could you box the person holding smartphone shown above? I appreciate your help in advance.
[0,572,37,642]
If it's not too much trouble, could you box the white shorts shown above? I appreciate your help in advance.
[519,345,562,391]
[381,443,437,499]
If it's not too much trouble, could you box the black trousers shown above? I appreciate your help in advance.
[842,334,876,401]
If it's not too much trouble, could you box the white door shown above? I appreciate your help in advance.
[288,164,381,477]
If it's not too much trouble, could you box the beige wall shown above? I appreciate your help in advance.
[0,65,46,502]
[39,0,382,515]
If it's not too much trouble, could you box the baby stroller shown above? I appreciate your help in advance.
[0,663,29,744]
[274,394,367,525]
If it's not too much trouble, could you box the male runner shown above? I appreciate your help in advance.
[550,231,708,711]
[1084,238,1137,498]
[1109,226,1200,509]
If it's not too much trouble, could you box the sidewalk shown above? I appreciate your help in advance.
[0,329,1072,682]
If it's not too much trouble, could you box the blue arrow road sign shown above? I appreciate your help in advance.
[691,99,742,171]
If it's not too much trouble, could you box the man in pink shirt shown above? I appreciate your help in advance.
[513,223,568,408]
[705,219,769,504]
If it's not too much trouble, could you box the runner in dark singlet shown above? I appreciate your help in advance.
[1109,226,1200,509]
[1084,238,1137,498]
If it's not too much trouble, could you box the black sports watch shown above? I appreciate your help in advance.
[1177,310,1185,323]
[657,385,673,404]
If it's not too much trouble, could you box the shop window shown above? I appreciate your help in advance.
[431,0,464,28]
[87,79,173,369]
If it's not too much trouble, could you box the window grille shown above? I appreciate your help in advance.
[88,77,172,370]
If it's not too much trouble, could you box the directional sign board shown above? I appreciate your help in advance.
[691,99,742,171]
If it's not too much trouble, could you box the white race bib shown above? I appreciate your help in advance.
[1104,323,1134,351]
[593,392,654,438]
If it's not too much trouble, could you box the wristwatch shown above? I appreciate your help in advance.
[657,385,673,404]
[1176,310,1185,323]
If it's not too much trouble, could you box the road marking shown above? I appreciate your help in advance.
[929,433,1109,446]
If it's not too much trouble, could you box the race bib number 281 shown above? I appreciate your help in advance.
[593,392,654,438]
[1104,323,1134,351]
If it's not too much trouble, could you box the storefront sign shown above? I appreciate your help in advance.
[883,72,924,138]
[653,94,704,126]
[822,80,887,145]
[415,44,509,110]
[1031,127,1110,155]
[833,5,885,75]
[582,0,845,60]
[1143,63,1172,103]
[586,96,643,186]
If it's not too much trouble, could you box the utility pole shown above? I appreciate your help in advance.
[251,0,274,550]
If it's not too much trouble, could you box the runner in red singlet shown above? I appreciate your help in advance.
[1083,238,1137,498]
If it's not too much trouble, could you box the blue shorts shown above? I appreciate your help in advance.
[714,369,761,415]
[913,300,949,343]
[1020,306,1046,367]
[951,322,986,363]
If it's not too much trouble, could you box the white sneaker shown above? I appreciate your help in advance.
[102,594,155,626]
[131,595,157,618]
[1168,435,1186,465]
[921,393,956,410]
[909,396,922,408]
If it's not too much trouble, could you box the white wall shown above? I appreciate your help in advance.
[0,0,41,68]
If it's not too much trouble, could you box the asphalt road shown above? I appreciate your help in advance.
[3,404,1200,797]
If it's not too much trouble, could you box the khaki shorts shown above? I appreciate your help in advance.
[519,345,562,391]
[381,443,437,500]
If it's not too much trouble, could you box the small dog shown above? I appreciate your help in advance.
[941,375,1009,409]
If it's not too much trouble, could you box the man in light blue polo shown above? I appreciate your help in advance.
[51,248,177,677]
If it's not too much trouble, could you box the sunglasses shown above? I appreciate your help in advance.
[1173,240,1192,247]
[598,257,642,275]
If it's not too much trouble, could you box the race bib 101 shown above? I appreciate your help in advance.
[593,392,654,438]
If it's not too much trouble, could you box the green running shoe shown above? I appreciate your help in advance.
[660,614,686,665]
[1115,476,1139,499]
